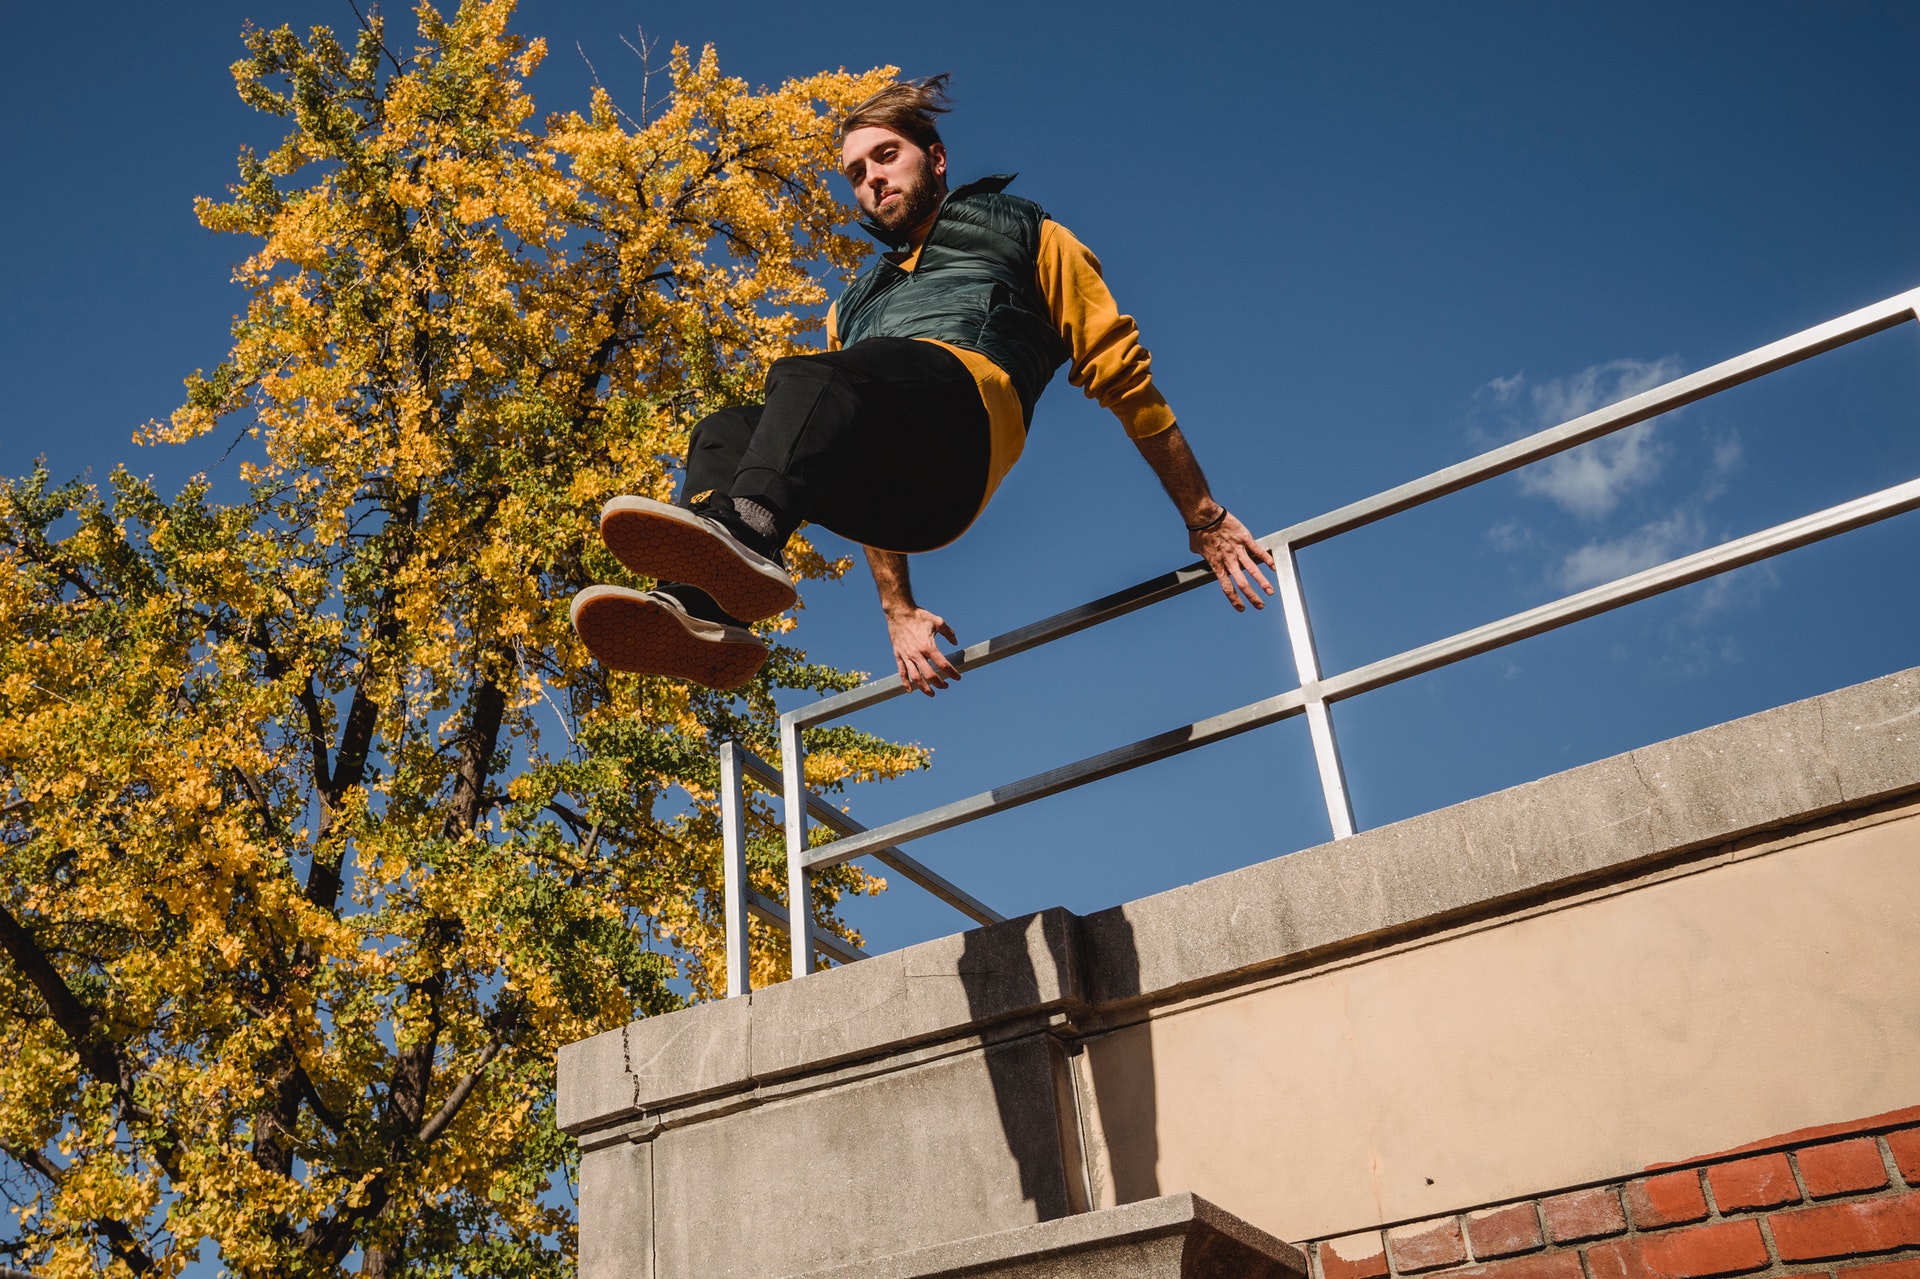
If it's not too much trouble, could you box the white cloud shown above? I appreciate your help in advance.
[1558,509,1706,591]
[1485,519,1535,553]
[1473,357,1684,519]
[1471,357,1774,670]
[1701,432,1742,502]
[1679,561,1778,626]
[1522,420,1667,519]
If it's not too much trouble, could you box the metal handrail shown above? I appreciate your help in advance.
[712,284,1920,992]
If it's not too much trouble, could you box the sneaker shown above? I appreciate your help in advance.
[570,585,768,689]
[599,495,797,623]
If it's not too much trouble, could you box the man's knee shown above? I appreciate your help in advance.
[689,404,758,456]
[765,351,855,401]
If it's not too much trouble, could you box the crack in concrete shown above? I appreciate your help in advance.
[622,1021,639,1112]
[1817,698,1846,803]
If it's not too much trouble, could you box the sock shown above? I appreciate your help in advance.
[731,497,778,541]
[654,583,749,629]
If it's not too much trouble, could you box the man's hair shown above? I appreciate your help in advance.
[840,74,953,149]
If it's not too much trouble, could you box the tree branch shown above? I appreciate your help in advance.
[0,901,115,1085]
[443,677,505,839]
[292,1060,347,1137]
[0,1135,61,1184]
[0,1135,154,1274]
[386,971,445,1136]
[414,1035,504,1144]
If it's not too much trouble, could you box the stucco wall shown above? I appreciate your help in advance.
[1074,800,1920,1242]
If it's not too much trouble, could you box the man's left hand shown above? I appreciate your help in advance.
[1190,508,1276,611]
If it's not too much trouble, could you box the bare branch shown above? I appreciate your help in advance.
[575,42,642,132]
[619,27,665,125]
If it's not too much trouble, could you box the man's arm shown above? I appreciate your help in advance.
[1132,425,1276,611]
[1035,222,1274,609]
[865,547,962,695]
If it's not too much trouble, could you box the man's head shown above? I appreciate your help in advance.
[839,74,952,240]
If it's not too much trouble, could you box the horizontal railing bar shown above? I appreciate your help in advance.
[786,562,1221,728]
[1280,289,1919,550]
[744,887,869,965]
[803,688,1310,871]
[735,749,1006,925]
[1320,474,1920,703]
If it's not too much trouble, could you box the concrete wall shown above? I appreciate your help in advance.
[558,667,1920,1279]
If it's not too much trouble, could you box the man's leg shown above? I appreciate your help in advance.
[601,339,988,608]
[578,339,992,687]
[729,337,992,553]
[680,403,762,513]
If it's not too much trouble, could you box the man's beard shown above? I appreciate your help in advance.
[870,154,943,235]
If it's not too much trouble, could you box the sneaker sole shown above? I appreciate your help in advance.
[571,586,768,690]
[600,497,797,623]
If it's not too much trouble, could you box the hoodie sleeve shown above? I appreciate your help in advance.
[1036,219,1177,439]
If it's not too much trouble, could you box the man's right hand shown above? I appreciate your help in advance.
[885,605,963,696]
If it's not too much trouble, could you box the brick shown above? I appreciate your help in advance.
[1466,1204,1545,1259]
[1771,1191,1920,1262]
[1542,1187,1628,1243]
[1447,1253,1586,1279]
[1709,1154,1801,1211]
[1885,1129,1920,1183]
[1839,1260,1920,1279]
[1628,1172,1711,1230]
[1799,1139,1891,1199]
[1319,1231,1389,1279]
[1588,1220,1771,1279]
[1388,1217,1469,1274]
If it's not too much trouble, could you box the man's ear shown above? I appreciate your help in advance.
[928,141,949,183]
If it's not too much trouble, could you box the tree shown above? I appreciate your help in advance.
[0,4,913,1274]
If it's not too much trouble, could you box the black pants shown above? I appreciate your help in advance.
[682,338,993,554]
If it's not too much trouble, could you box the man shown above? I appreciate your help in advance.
[571,75,1275,693]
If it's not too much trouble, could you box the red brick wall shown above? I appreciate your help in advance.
[1305,1111,1920,1279]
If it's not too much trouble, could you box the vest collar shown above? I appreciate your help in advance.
[857,173,1020,248]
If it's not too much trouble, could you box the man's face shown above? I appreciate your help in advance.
[840,126,947,238]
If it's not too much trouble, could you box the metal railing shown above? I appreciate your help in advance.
[716,283,1920,993]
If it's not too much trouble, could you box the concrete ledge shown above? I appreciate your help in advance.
[784,1193,1307,1279]
[749,906,1084,1080]
[563,907,1085,1124]
[1079,664,1920,1007]
[559,666,1920,1138]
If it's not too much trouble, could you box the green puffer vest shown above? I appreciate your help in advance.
[836,174,1071,426]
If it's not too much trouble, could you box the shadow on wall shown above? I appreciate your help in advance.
[1079,905,1162,1206]
[956,908,1162,1217]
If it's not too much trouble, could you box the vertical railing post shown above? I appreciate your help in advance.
[779,713,816,978]
[717,739,750,999]
[1273,543,1358,839]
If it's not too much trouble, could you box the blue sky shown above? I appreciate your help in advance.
[4,0,1919,968]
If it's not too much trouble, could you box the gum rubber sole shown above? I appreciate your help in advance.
[600,498,797,623]
[571,586,768,690]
